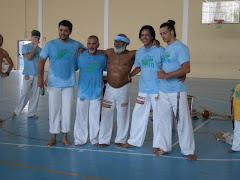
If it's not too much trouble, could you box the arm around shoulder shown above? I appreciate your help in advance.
[167,61,190,78]
[130,50,137,58]
[98,49,109,57]
[158,62,190,79]
[130,67,141,77]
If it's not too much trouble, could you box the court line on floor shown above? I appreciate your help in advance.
[0,97,19,101]
[0,142,239,162]
[195,97,231,104]
[172,118,212,148]
[0,160,108,180]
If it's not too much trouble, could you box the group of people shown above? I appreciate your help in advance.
[1,19,239,161]
[40,19,197,161]
[120,22,196,161]
[0,20,197,161]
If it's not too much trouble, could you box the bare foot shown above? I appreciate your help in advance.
[115,143,124,147]
[29,115,39,119]
[228,149,235,153]
[46,139,56,146]
[0,119,3,123]
[155,149,171,156]
[62,139,72,146]
[99,144,108,148]
[152,147,160,153]
[76,144,82,146]
[120,143,135,149]
[94,143,99,146]
[188,154,197,161]
[12,112,17,118]
[62,133,72,146]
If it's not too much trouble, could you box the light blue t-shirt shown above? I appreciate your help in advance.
[40,38,85,88]
[159,40,190,93]
[22,43,42,76]
[77,51,107,99]
[135,45,164,94]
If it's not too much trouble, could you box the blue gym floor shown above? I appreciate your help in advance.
[0,71,240,180]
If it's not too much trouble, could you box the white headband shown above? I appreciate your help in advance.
[114,36,130,45]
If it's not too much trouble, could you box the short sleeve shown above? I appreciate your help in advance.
[177,45,190,65]
[103,56,107,71]
[232,85,237,98]
[22,44,29,55]
[78,41,86,49]
[76,56,81,71]
[156,46,164,68]
[40,42,51,60]
[134,50,141,67]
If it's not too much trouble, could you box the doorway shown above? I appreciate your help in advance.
[17,40,31,70]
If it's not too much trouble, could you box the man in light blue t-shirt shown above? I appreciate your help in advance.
[12,30,41,119]
[157,20,196,161]
[122,25,164,152]
[38,20,86,146]
[74,35,107,146]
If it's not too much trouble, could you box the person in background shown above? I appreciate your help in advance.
[12,30,41,119]
[228,84,240,153]
[0,34,14,122]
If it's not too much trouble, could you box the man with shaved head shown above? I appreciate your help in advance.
[74,35,107,146]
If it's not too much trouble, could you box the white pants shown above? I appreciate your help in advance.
[14,75,40,117]
[158,91,195,155]
[231,120,240,151]
[48,86,74,134]
[74,97,101,145]
[99,83,130,144]
[128,92,160,147]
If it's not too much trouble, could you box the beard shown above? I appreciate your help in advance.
[114,44,126,54]
[88,48,96,54]
[60,34,69,41]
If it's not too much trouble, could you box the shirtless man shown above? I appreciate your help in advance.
[98,34,136,147]
[0,34,14,122]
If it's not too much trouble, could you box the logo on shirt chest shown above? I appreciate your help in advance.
[141,58,154,68]
[162,54,171,64]
[57,49,71,60]
[86,64,100,73]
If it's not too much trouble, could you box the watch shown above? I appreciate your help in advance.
[5,72,10,76]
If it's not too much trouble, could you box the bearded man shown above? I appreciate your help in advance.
[98,34,136,147]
